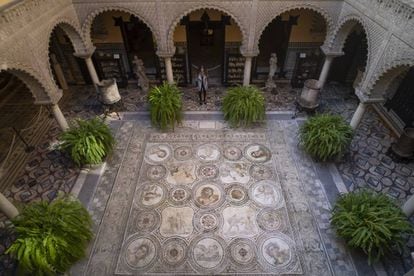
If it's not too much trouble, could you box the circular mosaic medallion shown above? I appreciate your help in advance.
[197,164,219,179]
[161,237,188,267]
[249,180,283,208]
[194,211,223,232]
[250,164,273,180]
[223,146,242,161]
[122,234,159,271]
[257,208,286,232]
[244,144,271,163]
[168,186,191,206]
[193,182,225,209]
[226,184,248,205]
[146,144,171,163]
[190,235,227,274]
[196,144,220,162]
[174,146,193,161]
[146,165,167,180]
[228,238,257,270]
[132,210,160,233]
[137,182,166,208]
[220,162,250,184]
[166,162,196,185]
[257,233,296,271]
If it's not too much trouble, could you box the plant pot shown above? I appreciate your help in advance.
[98,79,121,105]
[391,128,414,158]
[298,79,321,109]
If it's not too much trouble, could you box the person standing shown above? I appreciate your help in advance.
[197,66,208,105]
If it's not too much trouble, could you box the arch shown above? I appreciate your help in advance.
[327,15,371,59]
[81,6,160,51]
[167,5,248,54]
[0,65,55,104]
[255,4,334,52]
[327,15,371,89]
[47,18,87,55]
[368,60,414,97]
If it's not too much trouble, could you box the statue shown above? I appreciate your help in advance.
[132,55,149,92]
[266,53,278,91]
[268,53,278,81]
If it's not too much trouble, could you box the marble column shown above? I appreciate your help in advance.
[318,55,335,88]
[51,104,69,131]
[243,56,253,86]
[84,57,100,85]
[0,193,18,219]
[164,57,174,84]
[50,54,68,90]
[74,49,100,86]
[350,102,367,129]
[403,195,414,217]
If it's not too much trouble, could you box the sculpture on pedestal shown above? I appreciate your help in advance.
[132,56,149,92]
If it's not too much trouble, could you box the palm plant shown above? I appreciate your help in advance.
[222,85,265,127]
[6,196,93,275]
[331,190,413,264]
[59,117,114,166]
[299,113,353,161]
[148,82,183,130]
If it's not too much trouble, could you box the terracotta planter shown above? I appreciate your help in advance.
[298,79,321,109]
[98,79,121,105]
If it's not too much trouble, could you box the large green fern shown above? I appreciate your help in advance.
[6,196,93,275]
[222,85,265,127]
[148,82,183,130]
[331,190,413,264]
[299,113,353,161]
[59,117,115,166]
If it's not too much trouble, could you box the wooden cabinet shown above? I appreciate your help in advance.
[159,54,187,85]
[225,53,244,85]
[291,52,323,88]
[94,52,128,88]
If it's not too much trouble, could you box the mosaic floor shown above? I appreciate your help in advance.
[1,81,413,275]
[73,119,357,275]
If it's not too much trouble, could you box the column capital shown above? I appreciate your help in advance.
[354,87,385,103]
[73,46,96,59]
[156,48,176,58]
[240,49,259,58]
[320,46,344,58]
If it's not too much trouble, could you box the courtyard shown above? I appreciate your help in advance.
[0,83,413,275]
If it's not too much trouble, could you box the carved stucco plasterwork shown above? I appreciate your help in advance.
[0,0,88,104]
[1,0,414,105]
[76,3,161,53]
[366,36,414,98]
[163,1,252,55]
[254,1,341,54]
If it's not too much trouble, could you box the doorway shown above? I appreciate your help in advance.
[185,11,226,85]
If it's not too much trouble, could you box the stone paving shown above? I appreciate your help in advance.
[72,118,358,275]
[338,107,414,201]
[62,81,357,116]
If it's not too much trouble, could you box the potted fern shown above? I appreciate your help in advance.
[331,190,413,264]
[222,85,265,127]
[59,117,115,166]
[148,82,183,130]
[299,113,353,162]
[6,195,93,275]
